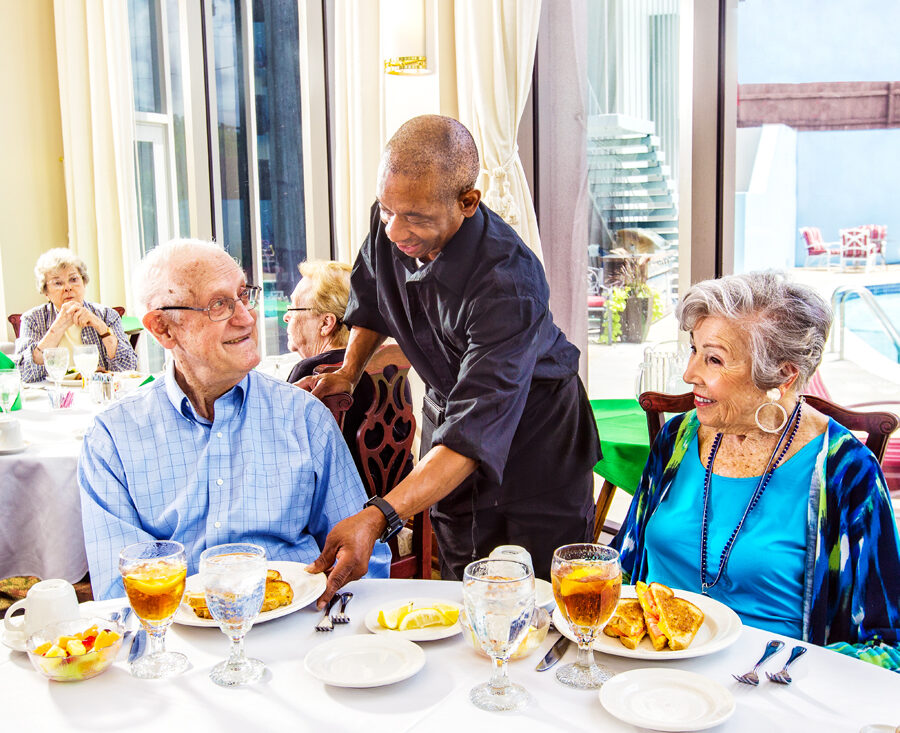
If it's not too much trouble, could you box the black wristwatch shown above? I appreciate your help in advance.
[364,495,403,543]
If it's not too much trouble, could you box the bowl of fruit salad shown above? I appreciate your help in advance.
[26,617,124,682]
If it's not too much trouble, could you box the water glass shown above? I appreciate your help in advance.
[42,347,69,405]
[0,369,20,416]
[119,540,189,679]
[199,543,267,687]
[463,558,534,712]
[73,344,100,385]
[551,543,621,689]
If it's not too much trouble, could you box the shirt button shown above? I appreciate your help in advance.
[217,432,223,438]
[216,478,223,486]
[214,521,221,528]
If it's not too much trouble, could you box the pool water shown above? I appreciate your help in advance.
[843,284,900,362]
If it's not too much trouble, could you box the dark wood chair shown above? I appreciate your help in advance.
[320,392,354,429]
[316,344,430,579]
[7,313,21,339]
[638,390,900,463]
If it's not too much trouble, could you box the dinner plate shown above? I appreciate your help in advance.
[61,378,84,388]
[364,597,462,641]
[0,441,28,455]
[304,634,425,688]
[599,668,735,731]
[174,561,326,627]
[1,628,27,653]
[535,578,554,608]
[552,585,742,660]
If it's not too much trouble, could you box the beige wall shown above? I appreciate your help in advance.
[0,0,67,340]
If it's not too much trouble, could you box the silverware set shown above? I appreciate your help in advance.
[315,592,353,632]
[733,639,807,686]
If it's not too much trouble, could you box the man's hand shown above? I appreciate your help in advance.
[307,507,385,609]
[296,371,355,397]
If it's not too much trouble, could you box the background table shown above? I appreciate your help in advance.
[2,578,897,731]
[591,398,651,494]
[0,387,100,583]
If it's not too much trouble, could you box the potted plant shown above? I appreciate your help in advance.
[606,253,659,343]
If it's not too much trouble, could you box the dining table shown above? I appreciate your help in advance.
[1,578,896,732]
[0,385,105,583]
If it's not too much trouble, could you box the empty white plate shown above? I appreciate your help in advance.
[599,668,735,731]
[304,634,426,688]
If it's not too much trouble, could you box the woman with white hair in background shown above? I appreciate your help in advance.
[612,271,900,671]
[14,248,138,382]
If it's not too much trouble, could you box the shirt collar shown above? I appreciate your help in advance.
[164,359,250,425]
[390,204,485,295]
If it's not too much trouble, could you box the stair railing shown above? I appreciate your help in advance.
[830,285,900,361]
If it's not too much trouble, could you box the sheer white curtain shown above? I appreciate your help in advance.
[331,0,383,265]
[454,0,542,260]
[54,0,138,311]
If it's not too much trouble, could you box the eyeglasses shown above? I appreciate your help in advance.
[46,274,83,291]
[158,286,261,322]
[285,307,315,315]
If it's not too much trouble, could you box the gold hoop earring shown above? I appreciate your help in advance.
[755,388,787,433]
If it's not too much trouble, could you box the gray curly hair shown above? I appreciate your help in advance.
[35,248,90,294]
[676,271,832,390]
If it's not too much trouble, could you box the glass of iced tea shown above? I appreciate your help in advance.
[551,543,621,689]
[119,540,188,679]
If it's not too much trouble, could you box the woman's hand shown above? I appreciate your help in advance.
[50,301,80,331]
[68,304,106,333]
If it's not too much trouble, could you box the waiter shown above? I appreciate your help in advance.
[305,115,599,602]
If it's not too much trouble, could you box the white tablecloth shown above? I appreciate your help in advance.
[0,387,101,582]
[1,578,897,732]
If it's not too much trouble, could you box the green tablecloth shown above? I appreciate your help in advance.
[591,398,651,494]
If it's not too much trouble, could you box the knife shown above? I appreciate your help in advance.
[535,634,571,671]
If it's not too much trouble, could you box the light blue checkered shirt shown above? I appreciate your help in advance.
[78,364,390,599]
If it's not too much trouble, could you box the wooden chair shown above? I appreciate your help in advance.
[7,314,21,339]
[638,390,899,464]
[316,344,430,579]
[320,392,354,429]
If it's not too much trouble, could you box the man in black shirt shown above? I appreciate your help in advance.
[305,115,600,602]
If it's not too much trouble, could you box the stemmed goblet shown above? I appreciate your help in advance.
[72,344,100,387]
[42,347,69,408]
[462,558,535,712]
[119,540,189,679]
[551,543,621,689]
[0,369,20,416]
[199,543,268,687]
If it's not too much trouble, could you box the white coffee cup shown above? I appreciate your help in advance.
[489,545,534,574]
[0,418,24,451]
[3,579,80,639]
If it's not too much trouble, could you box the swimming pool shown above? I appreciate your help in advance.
[841,283,900,362]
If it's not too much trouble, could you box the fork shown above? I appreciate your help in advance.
[315,595,341,632]
[732,639,784,685]
[766,645,807,684]
[332,592,353,624]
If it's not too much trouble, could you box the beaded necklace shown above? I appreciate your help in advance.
[699,397,804,595]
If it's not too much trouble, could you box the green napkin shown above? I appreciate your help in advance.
[0,355,22,411]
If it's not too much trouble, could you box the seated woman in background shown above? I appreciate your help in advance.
[613,271,900,671]
[15,249,138,382]
[284,260,375,457]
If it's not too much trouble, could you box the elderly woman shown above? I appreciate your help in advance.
[15,249,138,382]
[613,271,900,670]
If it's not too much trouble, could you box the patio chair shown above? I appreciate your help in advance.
[799,227,840,268]
[839,227,877,271]
[587,266,611,343]
[863,224,888,269]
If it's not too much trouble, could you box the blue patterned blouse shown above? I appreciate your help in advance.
[612,410,900,672]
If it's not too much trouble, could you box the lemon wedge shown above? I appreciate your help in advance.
[431,603,460,625]
[398,608,447,630]
[377,602,413,630]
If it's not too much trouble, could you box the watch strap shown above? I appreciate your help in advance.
[364,495,403,543]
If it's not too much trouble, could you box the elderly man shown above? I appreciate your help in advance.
[79,239,390,600]
[306,115,600,600]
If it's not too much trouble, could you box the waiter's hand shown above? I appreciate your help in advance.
[307,507,386,609]
[296,370,355,397]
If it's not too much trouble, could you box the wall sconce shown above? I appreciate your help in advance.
[381,0,428,75]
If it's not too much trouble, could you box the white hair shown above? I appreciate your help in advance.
[132,239,237,315]
[35,248,89,294]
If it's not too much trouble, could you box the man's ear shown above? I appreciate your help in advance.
[459,188,481,217]
[142,311,177,349]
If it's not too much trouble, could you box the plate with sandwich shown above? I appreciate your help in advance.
[552,581,741,660]
[175,561,326,627]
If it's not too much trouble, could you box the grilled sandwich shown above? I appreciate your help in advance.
[185,571,293,619]
[603,598,646,649]
[656,595,705,650]
[635,581,672,650]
